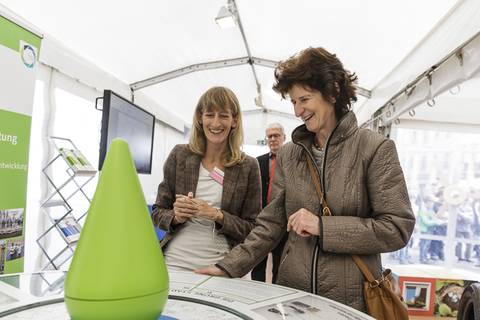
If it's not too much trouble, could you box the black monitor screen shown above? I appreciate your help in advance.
[99,90,155,174]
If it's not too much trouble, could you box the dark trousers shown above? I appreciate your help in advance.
[251,234,287,283]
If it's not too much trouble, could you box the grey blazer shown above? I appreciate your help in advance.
[152,144,262,247]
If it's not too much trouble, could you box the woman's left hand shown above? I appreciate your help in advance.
[192,198,223,222]
[287,208,320,237]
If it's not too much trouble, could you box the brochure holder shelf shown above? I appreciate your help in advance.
[37,137,96,270]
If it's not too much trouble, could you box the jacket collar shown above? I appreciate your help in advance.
[291,111,358,148]
[185,152,202,194]
[184,149,241,209]
[222,164,240,208]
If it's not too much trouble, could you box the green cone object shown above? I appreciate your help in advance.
[65,138,169,320]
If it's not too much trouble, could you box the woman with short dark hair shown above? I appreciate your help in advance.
[197,48,415,313]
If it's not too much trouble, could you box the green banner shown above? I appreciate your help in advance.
[0,15,41,53]
[0,14,41,274]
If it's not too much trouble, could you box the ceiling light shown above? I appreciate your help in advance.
[215,2,237,28]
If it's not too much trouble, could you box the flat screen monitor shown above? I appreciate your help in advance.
[99,90,155,174]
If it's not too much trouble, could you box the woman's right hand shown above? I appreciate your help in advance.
[173,192,197,224]
[195,264,227,277]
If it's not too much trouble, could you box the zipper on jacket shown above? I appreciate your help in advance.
[294,114,349,296]
[312,117,345,294]
[311,244,319,294]
[279,248,290,268]
[302,150,321,295]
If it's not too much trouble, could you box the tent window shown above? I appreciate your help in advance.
[385,127,480,270]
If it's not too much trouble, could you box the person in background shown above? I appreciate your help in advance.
[418,195,440,263]
[251,122,287,283]
[196,47,415,313]
[151,86,262,271]
[454,198,474,263]
[428,193,447,262]
[471,184,480,267]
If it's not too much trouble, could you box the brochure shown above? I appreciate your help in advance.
[55,216,81,243]
[58,148,96,175]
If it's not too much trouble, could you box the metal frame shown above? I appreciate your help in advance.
[130,56,372,99]
[242,108,299,120]
[130,0,371,103]
[36,137,95,270]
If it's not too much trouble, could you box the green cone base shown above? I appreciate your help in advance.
[64,139,169,319]
[65,288,168,320]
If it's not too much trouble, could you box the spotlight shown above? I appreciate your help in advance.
[215,0,237,28]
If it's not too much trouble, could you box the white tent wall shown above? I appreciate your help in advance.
[393,119,480,134]
[356,0,480,125]
[40,37,129,101]
[40,36,186,131]
[242,111,301,145]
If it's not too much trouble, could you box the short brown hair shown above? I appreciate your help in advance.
[273,47,358,120]
[189,86,245,167]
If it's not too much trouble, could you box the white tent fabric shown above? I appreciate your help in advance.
[356,0,480,125]
[0,0,461,142]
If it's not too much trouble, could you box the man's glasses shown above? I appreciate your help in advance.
[266,133,282,140]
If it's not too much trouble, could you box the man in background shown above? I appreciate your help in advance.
[251,122,286,283]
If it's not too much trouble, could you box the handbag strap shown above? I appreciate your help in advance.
[306,152,380,286]
[306,155,331,216]
[351,255,376,283]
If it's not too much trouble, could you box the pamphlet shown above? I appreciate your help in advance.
[54,216,81,243]
[58,148,96,175]
[253,295,374,320]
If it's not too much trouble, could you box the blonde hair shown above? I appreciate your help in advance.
[189,86,245,167]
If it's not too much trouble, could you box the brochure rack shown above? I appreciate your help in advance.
[37,137,96,270]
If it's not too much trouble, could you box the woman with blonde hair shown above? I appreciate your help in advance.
[152,86,262,271]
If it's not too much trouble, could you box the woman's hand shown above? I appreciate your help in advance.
[173,192,197,224]
[192,198,224,223]
[287,208,320,237]
[195,264,227,277]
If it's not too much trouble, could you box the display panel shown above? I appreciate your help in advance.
[99,90,155,174]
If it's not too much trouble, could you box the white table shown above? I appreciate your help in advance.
[0,271,373,320]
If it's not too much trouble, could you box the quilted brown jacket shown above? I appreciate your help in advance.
[152,144,262,248]
[217,112,415,312]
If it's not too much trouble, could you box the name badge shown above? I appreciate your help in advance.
[209,166,224,186]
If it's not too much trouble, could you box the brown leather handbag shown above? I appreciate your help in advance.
[306,156,409,320]
[351,255,409,320]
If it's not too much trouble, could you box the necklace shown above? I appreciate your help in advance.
[313,141,323,151]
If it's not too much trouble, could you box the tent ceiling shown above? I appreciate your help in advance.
[0,0,458,124]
